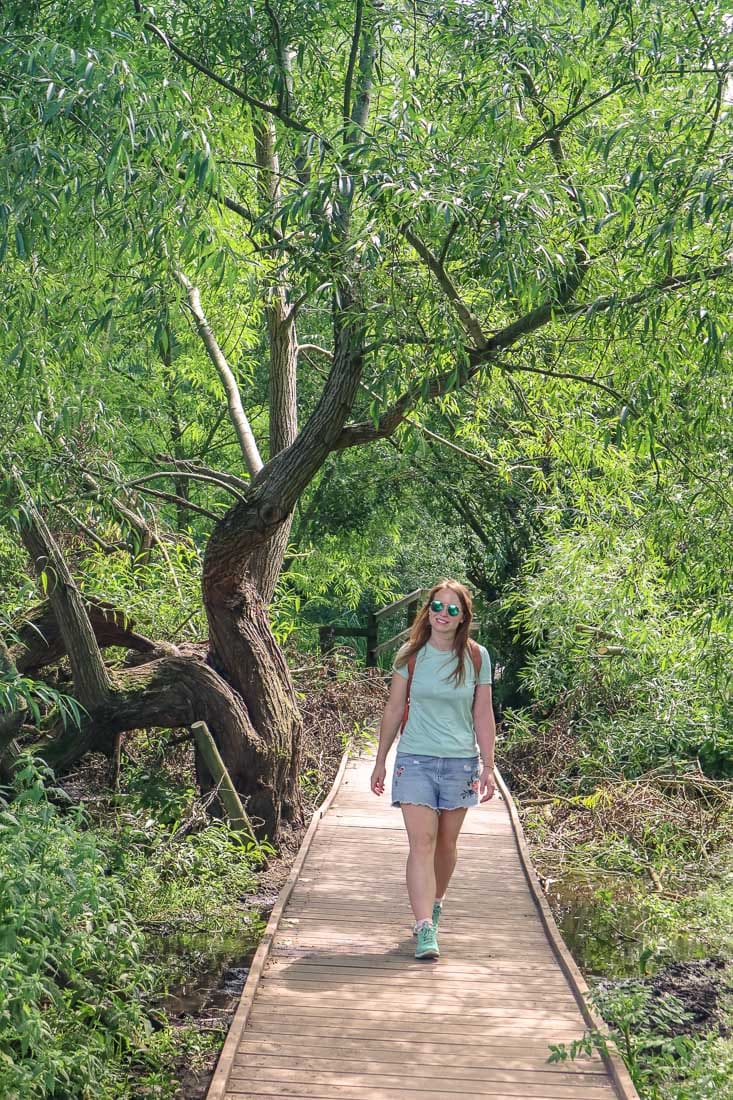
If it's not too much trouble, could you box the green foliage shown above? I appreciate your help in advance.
[505,524,733,778]
[78,542,207,642]
[0,671,85,731]
[0,3,730,1093]
[549,986,696,1094]
[111,816,268,931]
[0,752,270,1098]
[549,982,733,1100]
[0,757,155,1099]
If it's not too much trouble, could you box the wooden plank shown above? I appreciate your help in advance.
[492,767,640,1100]
[261,971,572,993]
[272,935,561,962]
[268,949,577,974]
[240,1028,594,1059]
[247,1010,586,1040]
[278,916,550,939]
[227,1065,614,1098]
[373,589,425,621]
[224,1082,608,1100]
[232,1042,606,1075]
[205,756,350,1100]
[254,988,583,1020]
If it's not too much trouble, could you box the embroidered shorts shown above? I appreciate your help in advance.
[391,752,480,812]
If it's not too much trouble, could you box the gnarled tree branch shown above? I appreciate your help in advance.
[12,471,112,709]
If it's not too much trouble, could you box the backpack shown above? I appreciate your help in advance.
[399,639,484,735]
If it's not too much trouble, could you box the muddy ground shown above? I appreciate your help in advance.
[597,957,732,1039]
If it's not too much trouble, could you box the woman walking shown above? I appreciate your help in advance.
[370,580,496,960]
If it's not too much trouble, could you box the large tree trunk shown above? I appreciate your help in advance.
[203,561,301,836]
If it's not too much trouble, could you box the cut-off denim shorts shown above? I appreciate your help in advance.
[392,752,481,812]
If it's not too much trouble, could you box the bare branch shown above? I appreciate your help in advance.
[176,272,264,478]
[219,193,258,223]
[79,469,157,552]
[522,85,623,156]
[127,470,248,500]
[307,357,499,472]
[56,504,125,554]
[333,261,725,450]
[344,0,365,126]
[153,457,250,497]
[297,343,334,359]
[123,483,223,521]
[401,224,488,349]
[502,363,628,404]
[565,264,731,318]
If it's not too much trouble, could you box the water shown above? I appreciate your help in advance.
[546,874,713,978]
[162,934,255,1019]
[149,901,274,1023]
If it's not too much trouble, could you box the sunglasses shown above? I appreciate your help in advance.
[429,600,461,617]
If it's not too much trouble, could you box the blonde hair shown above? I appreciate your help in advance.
[394,579,474,685]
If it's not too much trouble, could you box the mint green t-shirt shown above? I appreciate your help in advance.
[393,642,492,758]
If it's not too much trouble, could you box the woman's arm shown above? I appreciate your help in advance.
[370,672,409,795]
[473,683,496,802]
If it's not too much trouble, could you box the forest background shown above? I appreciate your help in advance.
[0,0,731,1097]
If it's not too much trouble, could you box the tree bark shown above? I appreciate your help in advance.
[13,472,111,711]
[0,633,23,780]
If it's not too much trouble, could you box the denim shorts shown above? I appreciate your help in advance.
[391,753,481,812]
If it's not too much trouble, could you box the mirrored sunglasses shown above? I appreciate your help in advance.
[429,600,460,617]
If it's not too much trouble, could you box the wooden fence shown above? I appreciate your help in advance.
[318,589,480,668]
[318,588,427,667]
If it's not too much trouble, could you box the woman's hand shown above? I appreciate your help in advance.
[370,761,386,796]
[479,765,495,803]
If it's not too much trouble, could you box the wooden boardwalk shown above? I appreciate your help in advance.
[206,752,639,1100]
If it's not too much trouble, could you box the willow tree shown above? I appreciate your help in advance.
[2,0,730,835]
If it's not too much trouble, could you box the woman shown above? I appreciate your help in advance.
[370,580,496,960]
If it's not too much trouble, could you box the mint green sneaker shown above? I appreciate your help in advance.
[413,901,443,937]
[415,923,440,960]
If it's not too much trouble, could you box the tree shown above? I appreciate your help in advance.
[1,0,730,835]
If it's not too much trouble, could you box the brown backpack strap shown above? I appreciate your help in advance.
[399,654,417,735]
[468,638,483,680]
[469,640,486,723]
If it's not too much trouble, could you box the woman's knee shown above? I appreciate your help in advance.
[408,830,437,856]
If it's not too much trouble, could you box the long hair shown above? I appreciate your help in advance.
[394,579,474,685]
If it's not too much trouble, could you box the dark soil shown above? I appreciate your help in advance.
[597,957,733,1039]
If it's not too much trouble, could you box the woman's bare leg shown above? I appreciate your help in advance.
[401,804,439,923]
[434,807,468,900]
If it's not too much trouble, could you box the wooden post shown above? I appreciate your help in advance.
[191,721,258,842]
[365,612,378,668]
[318,624,337,656]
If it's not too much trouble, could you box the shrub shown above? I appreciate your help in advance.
[0,758,155,1099]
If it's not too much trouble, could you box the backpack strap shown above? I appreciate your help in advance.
[399,654,417,735]
[468,638,483,681]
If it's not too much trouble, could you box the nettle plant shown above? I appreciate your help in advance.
[0,758,156,1098]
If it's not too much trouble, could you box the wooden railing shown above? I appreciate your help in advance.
[318,588,427,668]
